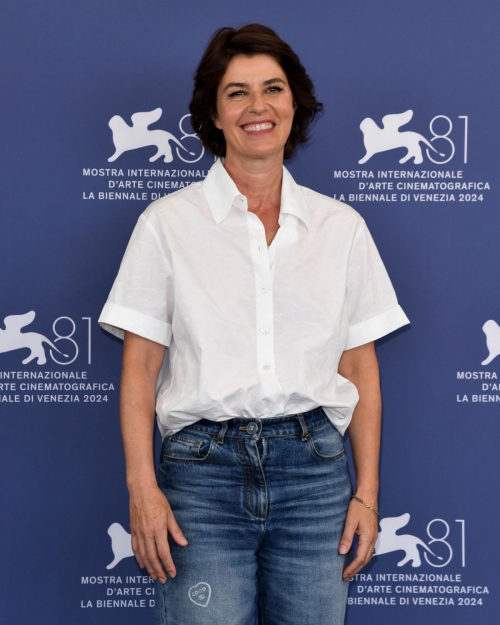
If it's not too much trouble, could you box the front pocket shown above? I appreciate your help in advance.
[307,421,345,462]
[161,430,216,463]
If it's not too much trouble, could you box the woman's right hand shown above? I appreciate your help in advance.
[129,484,189,583]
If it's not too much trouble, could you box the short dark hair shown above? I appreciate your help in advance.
[189,24,323,160]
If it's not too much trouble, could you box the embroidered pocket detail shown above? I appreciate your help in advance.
[188,582,211,607]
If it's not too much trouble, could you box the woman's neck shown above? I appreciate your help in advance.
[222,151,283,213]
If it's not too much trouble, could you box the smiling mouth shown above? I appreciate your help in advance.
[241,122,276,132]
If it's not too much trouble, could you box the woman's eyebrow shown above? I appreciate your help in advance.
[222,77,286,92]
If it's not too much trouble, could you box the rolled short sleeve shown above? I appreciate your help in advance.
[344,218,410,350]
[98,211,173,347]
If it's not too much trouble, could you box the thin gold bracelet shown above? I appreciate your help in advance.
[351,494,380,516]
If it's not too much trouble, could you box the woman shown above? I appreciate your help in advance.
[98,23,410,624]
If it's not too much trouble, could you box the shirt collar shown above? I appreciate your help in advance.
[201,157,310,232]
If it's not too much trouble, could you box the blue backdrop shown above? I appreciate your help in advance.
[1,1,499,623]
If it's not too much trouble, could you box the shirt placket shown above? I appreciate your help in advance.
[235,194,285,415]
[235,196,276,366]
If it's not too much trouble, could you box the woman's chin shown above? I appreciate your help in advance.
[229,143,286,161]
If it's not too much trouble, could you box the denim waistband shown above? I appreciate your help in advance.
[184,406,332,441]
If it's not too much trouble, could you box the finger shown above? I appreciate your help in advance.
[144,534,169,583]
[338,517,357,554]
[342,534,373,577]
[342,550,365,580]
[356,533,375,565]
[343,536,377,580]
[155,531,177,579]
[131,531,144,569]
[168,515,189,547]
[339,534,353,555]
[135,534,156,581]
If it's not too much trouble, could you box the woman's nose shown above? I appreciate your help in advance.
[248,91,268,112]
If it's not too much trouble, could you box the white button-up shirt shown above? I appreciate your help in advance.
[98,157,410,439]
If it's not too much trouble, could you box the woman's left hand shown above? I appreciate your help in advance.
[339,496,379,581]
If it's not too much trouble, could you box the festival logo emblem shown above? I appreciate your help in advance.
[481,319,500,365]
[82,111,210,201]
[332,110,490,205]
[359,110,446,164]
[457,318,499,403]
[106,522,134,569]
[108,108,202,164]
[374,513,445,566]
[0,311,70,365]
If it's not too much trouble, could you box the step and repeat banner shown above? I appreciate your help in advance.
[1,1,499,623]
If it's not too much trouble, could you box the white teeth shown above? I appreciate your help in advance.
[243,123,274,132]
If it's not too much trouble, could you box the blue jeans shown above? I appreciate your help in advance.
[154,406,353,625]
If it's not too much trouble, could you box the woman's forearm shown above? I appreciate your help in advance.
[120,332,166,495]
[120,361,159,494]
[342,345,382,505]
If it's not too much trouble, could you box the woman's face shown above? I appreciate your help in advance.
[212,54,297,161]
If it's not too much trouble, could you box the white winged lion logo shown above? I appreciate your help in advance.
[359,110,446,164]
[108,108,196,163]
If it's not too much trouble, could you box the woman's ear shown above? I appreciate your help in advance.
[211,111,221,130]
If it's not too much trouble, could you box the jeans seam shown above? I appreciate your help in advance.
[237,438,254,515]
[255,437,269,522]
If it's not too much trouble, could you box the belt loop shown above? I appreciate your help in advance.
[296,413,310,441]
[216,420,229,444]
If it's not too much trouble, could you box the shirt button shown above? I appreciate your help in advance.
[260,285,269,293]
[260,326,270,334]
[262,364,271,370]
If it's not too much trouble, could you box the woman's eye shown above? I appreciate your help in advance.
[227,86,284,98]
